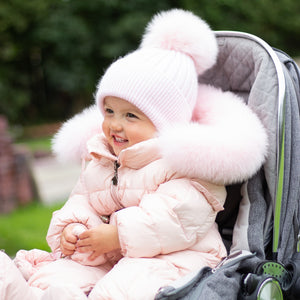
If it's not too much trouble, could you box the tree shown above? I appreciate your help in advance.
[0,0,299,125]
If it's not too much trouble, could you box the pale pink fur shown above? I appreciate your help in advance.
[141,9,218,75]
[52,105,103,163]
[159,84,268,184]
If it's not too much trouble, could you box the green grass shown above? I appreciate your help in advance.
[0,202,63,257]
[16,136,52,153]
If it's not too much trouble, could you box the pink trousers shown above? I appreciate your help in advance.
[0,250,184,300]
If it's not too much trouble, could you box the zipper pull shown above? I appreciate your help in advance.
[112,161,120,185]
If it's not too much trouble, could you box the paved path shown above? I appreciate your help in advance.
[31,156,81,205]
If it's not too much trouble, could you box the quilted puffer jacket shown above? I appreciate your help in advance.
[47,84,268,273]
[48,133,226,269]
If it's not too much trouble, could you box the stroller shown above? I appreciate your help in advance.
[155,31,300,299]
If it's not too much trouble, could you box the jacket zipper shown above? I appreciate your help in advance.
[112,161,120,185]
[100,160,122,224]
[110,160,123,210]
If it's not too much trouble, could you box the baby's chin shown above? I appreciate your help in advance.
[111,142,130,156]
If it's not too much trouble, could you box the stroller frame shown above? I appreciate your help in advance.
[224,31,287,257]
[216,30,287,257]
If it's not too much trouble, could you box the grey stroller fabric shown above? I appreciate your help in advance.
[273,50,300,264]
[200,32,279,260]
[200,32,300,263]
[156,31,300,299]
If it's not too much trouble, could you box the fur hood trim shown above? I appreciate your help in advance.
[52,85,268,185]
[52,105,103,163]
[159,85,268,184]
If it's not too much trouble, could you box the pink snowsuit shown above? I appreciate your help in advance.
[46,133,227,298]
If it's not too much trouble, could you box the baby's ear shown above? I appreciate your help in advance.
[52,105,103,163]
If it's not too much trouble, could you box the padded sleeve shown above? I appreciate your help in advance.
[115,178,221,258]
[46,177,102,253]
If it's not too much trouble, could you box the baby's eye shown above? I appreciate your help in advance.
[126,112,138,119]
[105,108,114,114]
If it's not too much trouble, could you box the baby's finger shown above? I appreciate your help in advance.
[61,236,76,251]
[76,238,90,247]
[77,245,92,253]
[78,230,90,240]
[64,241,76,251]
[60,243,75,256]
[61,248,75,256]
[64,231,77,243]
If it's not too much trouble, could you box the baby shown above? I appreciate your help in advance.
[5,8,267,300]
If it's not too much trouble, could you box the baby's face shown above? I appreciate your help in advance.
[102,96,156,156]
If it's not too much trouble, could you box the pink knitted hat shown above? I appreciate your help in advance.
[96,9,218,130]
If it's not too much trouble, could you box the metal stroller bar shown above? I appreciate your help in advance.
[215,31,286,256]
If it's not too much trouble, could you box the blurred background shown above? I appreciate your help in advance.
[0,0,299,257]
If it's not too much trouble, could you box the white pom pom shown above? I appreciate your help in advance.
[141,9,218,74]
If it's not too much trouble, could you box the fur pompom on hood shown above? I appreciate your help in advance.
[52,85,268,185]
[159,84,268,185]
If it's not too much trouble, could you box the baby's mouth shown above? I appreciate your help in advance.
[113,135,128,143]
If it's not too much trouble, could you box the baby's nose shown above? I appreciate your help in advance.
[110,118,123,131]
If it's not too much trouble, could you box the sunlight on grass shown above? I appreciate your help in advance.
[0,202,63,257]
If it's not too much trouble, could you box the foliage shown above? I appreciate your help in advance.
[0,202,63,257]
[182,0,300,52]
[16,136,52,153]
[0,0,299,125]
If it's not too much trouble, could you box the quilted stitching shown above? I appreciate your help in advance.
[199,33,280,199]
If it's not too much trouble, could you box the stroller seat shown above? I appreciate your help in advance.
[199,31,288,260]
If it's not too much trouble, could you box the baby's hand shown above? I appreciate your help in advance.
[76,224,120,261]
[60,224,79,256]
